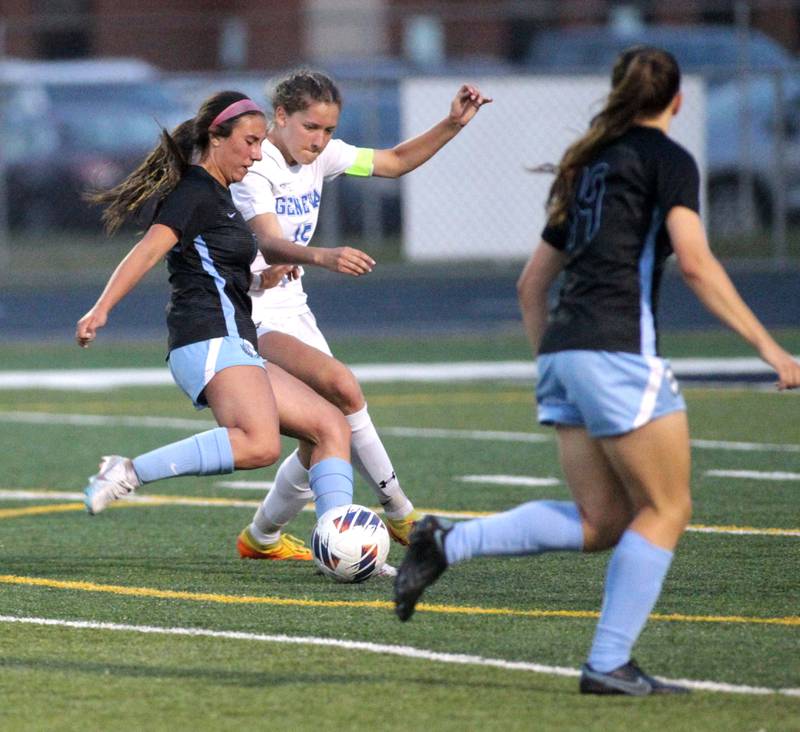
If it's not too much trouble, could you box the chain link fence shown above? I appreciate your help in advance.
[1,8,800,268]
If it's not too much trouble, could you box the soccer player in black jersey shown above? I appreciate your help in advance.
[76,92,357,559]
[394,47,800,695]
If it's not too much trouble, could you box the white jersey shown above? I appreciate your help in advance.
[231,138,373,322]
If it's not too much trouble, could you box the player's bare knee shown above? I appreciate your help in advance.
[300,405,351,453]
[645,492,692,536]
[581,505,631,551]
[243,435,282,468]
[318,408,352,451]
[665,493,692,532]
[586,517,628,551]
[318,365,362,413]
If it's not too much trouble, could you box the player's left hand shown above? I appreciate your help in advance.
[317,246,375,276]
[449,84,492,127]
[760,343,800,390]
[76,307,107,348]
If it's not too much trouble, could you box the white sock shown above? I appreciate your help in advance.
[347,404,413,517]
[249,449,312,544]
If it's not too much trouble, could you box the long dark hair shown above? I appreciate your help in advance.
[89,90,263,234]
[545,46,681,226]
[268,69,342,115]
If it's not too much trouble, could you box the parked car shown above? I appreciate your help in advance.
[706,73,800,233]
[523,26,800,233]
[524,24,795,79]
[0,58,191,231]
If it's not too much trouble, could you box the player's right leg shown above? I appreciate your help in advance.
[84,337,276,515]
[261,327,419,542]
[556,426,633,551]
[394,363,617,618]
[581,410,692,694]
[546,351,691,694]
[395,426,623,612]
[238,362,353,560]
[265,362,353,519]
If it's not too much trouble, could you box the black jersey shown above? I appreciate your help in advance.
[155,166,259,351]
[539,126,700,357]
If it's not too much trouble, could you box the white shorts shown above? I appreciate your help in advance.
[536,350,686,437]
[168,336,265,410]
[255,310,333,357]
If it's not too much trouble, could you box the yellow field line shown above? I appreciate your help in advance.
[689,523,800,536]
[0,575,389,611]
[0,494,798,537]
[0,574,798,627]
[0,504,87,519]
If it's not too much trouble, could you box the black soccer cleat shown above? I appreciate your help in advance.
[393,515,453,622]
[579,659,691,696]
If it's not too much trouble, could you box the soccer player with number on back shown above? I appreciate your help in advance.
[394,46,800,696]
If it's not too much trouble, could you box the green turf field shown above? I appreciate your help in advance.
[1,334,798,731]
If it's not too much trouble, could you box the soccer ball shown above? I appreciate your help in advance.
[311,504,390,583]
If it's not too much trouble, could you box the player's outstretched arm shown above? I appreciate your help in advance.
[667,206,800,390]
[76,224,177,347]
[248,213,374,283]
[372,84,492,179]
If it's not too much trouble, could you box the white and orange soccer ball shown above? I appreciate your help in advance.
[311,504,391,583]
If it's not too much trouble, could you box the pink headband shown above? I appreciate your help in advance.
[210,99,264,129]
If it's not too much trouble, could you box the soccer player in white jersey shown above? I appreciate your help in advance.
[230,70,491,561]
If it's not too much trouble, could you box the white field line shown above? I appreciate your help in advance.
[381,426,552,443]
[684,526,799,536]
[0,614,797,697]
[217,476,562,490]
[0,364,539,390]
[0,411,212,431]
[1,490,797,537]
[2,410,799,454]
[0,490,262,508]
[458,475,561,487]
[0,357,789,391]
[690,439,800,453]
[705,470,800,481]
[215,480,275,491]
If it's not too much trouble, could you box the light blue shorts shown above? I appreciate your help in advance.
[536,350,686,437]
[168,336,265,410]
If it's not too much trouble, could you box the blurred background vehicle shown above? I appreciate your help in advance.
[0,58,191,231]
[706,73,800,235]
[524,24,795,80]
[521,24,800,247]
[0,4,798,266]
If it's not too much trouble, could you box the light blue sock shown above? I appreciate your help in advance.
[308,457,353,519]
[587,530,674,673]
[444,500,584,565]
[132,427,234,483]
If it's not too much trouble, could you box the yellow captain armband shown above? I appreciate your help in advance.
[345,148,374,177]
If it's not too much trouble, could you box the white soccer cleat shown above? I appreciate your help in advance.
[376,562,398,578]
[84,455,140,515]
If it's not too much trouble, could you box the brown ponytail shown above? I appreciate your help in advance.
[545,46,681,226]
[88,90,263,234]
